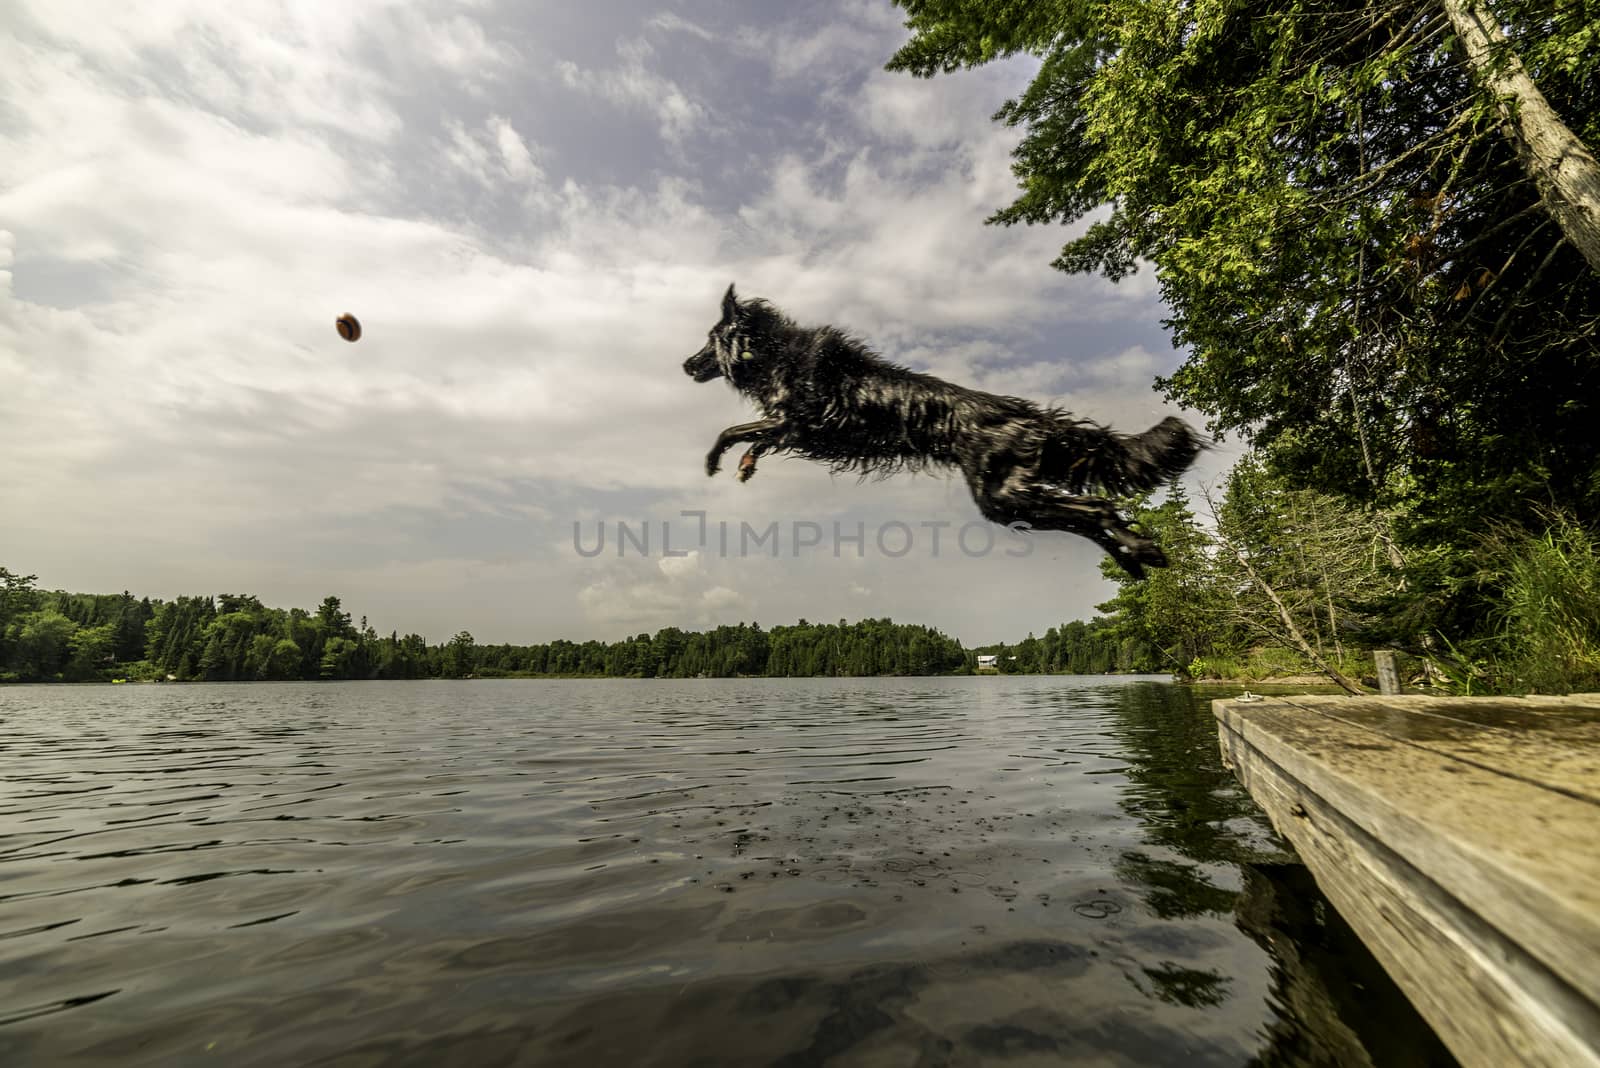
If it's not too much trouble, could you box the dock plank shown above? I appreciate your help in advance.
[1277,694,1600,804]
[1214,694,1600,1068]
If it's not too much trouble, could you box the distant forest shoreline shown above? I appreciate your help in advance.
[34,670,1180,684]
[1,568,1158,685]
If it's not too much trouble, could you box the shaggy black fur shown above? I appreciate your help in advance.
[683,285,1206,578]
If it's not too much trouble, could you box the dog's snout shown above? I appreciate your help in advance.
[684,346,721,382]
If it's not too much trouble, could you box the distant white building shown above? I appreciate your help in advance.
[976,654,999,671]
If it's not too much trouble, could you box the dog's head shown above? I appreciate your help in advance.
[683,283,767,388]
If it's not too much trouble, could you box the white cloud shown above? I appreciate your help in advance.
[5,1,513,147]
[556,37,704,144]
[0,229,13,299]
[442,115,544,190]
[577,554,752,630]
[488,116,539,181]
[699,586,744,612]
[733,0,908,84]
[646,13,713,41]
[657,550,703,580]
[0,1,1208,646]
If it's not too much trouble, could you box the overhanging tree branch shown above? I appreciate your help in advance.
[1443,0,1600,273]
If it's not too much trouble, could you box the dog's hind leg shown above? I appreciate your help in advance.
[706,418,782,477]
[1026,497,1164,579]
[966,469,1165,579]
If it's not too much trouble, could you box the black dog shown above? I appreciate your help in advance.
[683,285,1205,578]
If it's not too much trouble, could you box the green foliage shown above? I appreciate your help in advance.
[1079,456,1424,685]
[1436,510,1600,693]
[888,0,1600,668]
[970,617,1130,673]
[1096,481,1239,673]
[0,568,41,680]
[1212,452,1399,657]
[0,571,988,682]
[11,610,77,681]
[1495,516,1600,693]
[65,624,116,682]
[0,567,41,619]
[319,637,361,680]
[1187,647,1357,683]
[442,631,476,679]
[265,638,303,681]
[0,572,137,681]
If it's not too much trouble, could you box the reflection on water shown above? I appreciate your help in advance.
[0,678,1456,1066]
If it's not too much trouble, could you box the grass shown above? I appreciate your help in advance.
[1488,511,1600,694]
[1185,646,1373,684]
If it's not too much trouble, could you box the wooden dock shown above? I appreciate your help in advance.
[1213,693,1600,1068]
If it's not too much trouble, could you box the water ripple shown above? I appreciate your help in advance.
[0,677,1452,1067]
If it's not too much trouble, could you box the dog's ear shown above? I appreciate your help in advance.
[722,283,739,322]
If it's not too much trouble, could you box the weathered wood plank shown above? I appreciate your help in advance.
[1217,699,1600,1001]
[1219,720,1600,1067]
[1275,694,1600,804]
[1214,695,1600,1068]
[1374,650,1402,695]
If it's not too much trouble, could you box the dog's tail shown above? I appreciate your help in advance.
[1041,414,1207,498]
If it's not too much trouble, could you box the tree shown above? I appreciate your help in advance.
[320,636,359,679]
[1441,0,1600,272]
[145,596,216,679]
[316,596,355,640]
[0,567,41,623]
[443,631,476,678]
[1197,455,1409,690]
[65,624,116,682]
[0,568,41,678]
[0,570,1042,684]
[1096,485,1236,674]
[12,611,78,680]
[887,0,1600,531]
[265,638,303,680]
[1202,482,1368,693]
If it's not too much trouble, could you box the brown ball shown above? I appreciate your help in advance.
[336,313,362,342]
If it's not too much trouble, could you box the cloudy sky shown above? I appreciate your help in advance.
[1,0,1235,647]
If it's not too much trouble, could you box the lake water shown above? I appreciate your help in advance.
[1,677,1456,1067]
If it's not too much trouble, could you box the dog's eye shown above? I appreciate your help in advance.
[739,350,754,361]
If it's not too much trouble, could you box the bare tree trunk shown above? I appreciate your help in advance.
[1288,496,1326,657]
[1226,536,1367,694]
[1309,496,1347,665]
[1202,487,1368,695]
[1443,0,1600,274]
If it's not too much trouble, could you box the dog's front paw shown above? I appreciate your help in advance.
[705,452,723,477]
[737,451,758,483]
